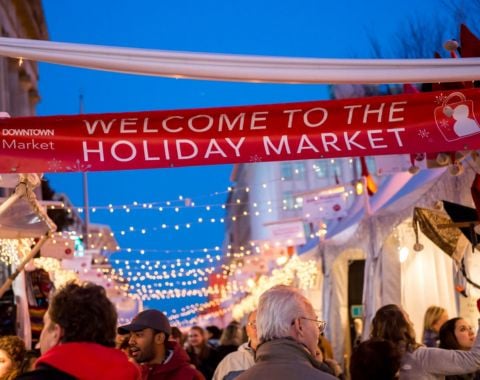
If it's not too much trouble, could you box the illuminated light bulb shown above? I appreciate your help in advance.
[355,181,364,195]
[399,246,409,263]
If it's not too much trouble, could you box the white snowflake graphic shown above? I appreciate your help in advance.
[439,119,450,129]
[435,93,447,105]
[249,154,262,162]
[65,159,92,172]
[418,129,430,139]
[47,158,63,172]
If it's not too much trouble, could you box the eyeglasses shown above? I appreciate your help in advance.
[292,317,327,332]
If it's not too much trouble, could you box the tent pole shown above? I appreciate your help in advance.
[0,179,28,218]
[0,192,21,217]
[0,232,51,299]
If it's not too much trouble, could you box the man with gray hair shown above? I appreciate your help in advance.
[236,285,337,380]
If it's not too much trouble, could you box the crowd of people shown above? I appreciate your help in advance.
[1,281,480,379]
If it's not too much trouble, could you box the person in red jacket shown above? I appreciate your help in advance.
[119,309,205,380]
[17,282,141,380]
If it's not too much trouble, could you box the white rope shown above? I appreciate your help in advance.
[0,37,479,84]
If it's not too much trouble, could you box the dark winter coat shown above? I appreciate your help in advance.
[140,341,205,380]
[236,338,337,380]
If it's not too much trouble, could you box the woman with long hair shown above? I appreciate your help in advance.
[0,336,26,380]
[439,317,480,380]
[422,306,448,347]
[371,304,480,379]
[186,326,220,380]
[217,323,243,361]
[350,338,401,380]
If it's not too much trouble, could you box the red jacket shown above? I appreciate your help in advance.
[141,341,205,380]
[30,342,141,380]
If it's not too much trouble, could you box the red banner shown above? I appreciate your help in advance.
[1,89,480,173]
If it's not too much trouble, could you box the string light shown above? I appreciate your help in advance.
[45,160,362,215]
[38,159,365,323]
[43,187,359,243]
[0,238,33,265]
[33,257,79,288]
[232,255,318,320]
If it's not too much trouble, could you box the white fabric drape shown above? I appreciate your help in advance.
[0,37,479,84]
[325,248,365,367]
[397,226,457,340]
[12,270,31,349]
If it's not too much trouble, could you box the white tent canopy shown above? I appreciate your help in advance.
[0,174,55,239]
[321,165,478,363]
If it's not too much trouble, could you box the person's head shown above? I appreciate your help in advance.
[118,309,171,364]
[350,338,401,380]
[439,317,475,351]
[0,335,26,379]
[256,285,323,356]
[370,304,417,352]
[423,306,448,334]
[205,325,222,341]
[169,326,184,345]
[219,323,243,346]
[245,310,259,350]
[188,326,206,349]
[39,282,117,355]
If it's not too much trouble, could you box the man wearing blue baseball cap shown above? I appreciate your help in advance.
[118,309,205,380]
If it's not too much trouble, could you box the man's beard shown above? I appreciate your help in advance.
[131,344,155,363]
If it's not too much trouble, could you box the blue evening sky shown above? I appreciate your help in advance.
[38,0,456,318]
